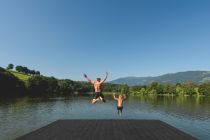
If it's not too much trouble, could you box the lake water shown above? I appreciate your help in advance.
[0,95,210,140]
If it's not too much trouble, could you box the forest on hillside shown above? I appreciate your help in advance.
[1,64,210,98]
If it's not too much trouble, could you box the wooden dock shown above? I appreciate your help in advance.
[16,120,197,140]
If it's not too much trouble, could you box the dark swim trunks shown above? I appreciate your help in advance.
[117,106,123,112]
[94,92,106,102]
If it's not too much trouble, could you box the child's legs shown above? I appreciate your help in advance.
[117,106,120,114]
[118,106,123,114]
[120,107,123,113]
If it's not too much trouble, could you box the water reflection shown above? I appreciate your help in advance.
[133,96,210,121]
[0,96,210,140]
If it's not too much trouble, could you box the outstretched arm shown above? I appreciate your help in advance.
[113,93,118,101]
[100,72,108,84]
[84,74,94,84]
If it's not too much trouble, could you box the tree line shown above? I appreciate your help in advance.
[0,66,87,97]
[0,66,128,98]
[6,64,40,75]
[130,81,210,96]
[1,64,210,98]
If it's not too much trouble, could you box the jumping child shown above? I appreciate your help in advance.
[113,93,126,116]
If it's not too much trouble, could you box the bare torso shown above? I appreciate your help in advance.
[117,98,124,107]
[93,81,102,92]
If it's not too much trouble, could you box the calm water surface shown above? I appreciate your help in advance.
[0,95,210,140]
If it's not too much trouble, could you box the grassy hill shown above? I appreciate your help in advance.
[10,71,30,82]
[110,71,210,86]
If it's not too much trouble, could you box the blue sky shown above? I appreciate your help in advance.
[0,0,210,81]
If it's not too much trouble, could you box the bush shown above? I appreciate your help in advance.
[0,68,26,97]
[27,76,58,96]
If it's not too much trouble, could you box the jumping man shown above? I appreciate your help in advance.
[84,72,108,104]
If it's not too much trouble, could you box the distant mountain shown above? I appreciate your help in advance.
[110,71,210,86]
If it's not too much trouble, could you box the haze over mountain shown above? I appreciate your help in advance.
[110,71,210,86]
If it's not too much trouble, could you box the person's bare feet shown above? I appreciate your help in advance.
[99,97,103,101]
[92,98,99,104]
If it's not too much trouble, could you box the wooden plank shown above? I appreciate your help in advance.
[16,120,197,140]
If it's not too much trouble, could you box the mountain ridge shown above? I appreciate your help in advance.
[110,71,210,86]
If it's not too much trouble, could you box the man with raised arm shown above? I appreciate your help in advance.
[84,72,108,104]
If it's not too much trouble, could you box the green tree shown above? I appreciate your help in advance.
[139,88,146,95]
[183,81,197,96]
[198,83,210,96]
[6,64,14,70]
[27,76,50,96]
[15,65,30,74]
[147,82,159,95]
[35,71,40,75]
[0,67,5,72]
[163,84,176,95]
[120,85,129,94]
[29,70,36,75]
[176,84,185,96]
[149,82,158,90]
[22,66,29,74]
[58,79,74,95]
[15,65,22,72]
[156,84,164,94]
[46,77,59,94]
